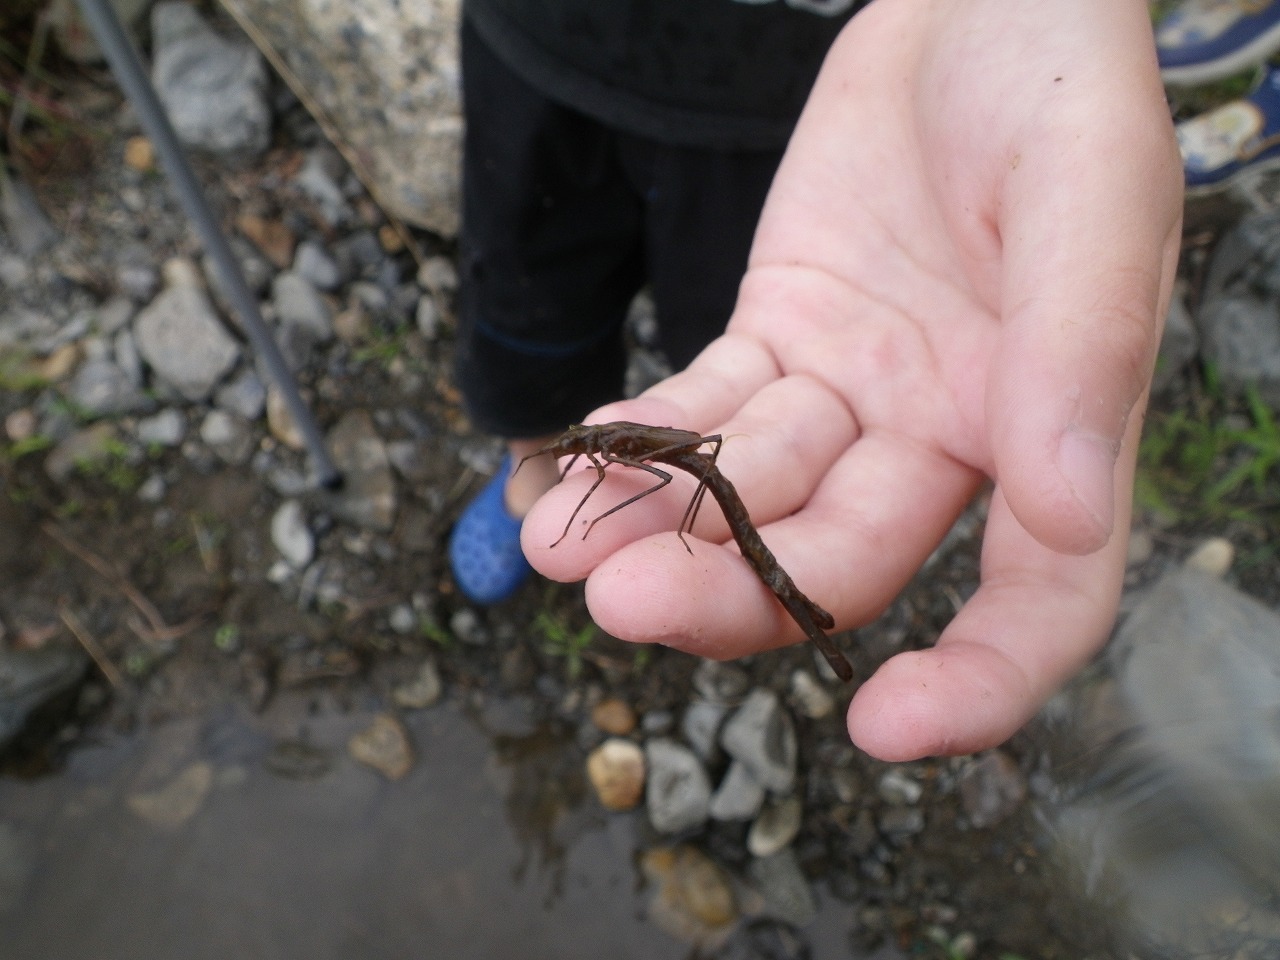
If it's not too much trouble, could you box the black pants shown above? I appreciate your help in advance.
[455,16,786,438]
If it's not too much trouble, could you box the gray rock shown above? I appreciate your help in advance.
[415,294,442,340]
[748,795,803,857]
[199,409,255,464]
[134,283,241,401]
[720,689,797,795]
[117,262,159,302]
[416,254,458,294]
[449,607,485,646]
[271,500,315,569]
[957,750,1026,829]
[136,409,186,447]
[271,271,334,341]
[66,357,149,416]
[293,240,343,291]
[385,439,433,484]
[1115,568,1280,884]
[150,1,271,157]
[747,849,816,928]
[709,759,766,822]
[215,368,267,420]
[645,738,712,834]
[1198,293,1280,406]
[878,768,923,805]
[680,699,728,762]
[294,150,352,228]
[222,0,461,235]
[0,172,58,257]
[318,410,397,532]
[692,658,751,705]
[113,328,144,388]
[202,236,273,305]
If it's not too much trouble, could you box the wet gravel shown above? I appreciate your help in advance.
[3,17,1277,959]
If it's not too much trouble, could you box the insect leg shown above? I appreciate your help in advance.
[579,455,674,539]
[550,452,608,547]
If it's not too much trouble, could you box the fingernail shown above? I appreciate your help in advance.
[1056,428,1117,540]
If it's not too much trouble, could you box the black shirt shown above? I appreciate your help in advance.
[464,0,866,150]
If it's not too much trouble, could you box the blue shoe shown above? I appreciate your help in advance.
[1178,65,1280,193]
[1157,0,1280,86]
[449,456,533,604]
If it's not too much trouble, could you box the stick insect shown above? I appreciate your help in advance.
[520,422,853,682]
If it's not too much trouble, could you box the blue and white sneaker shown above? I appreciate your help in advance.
[1178,64,1280,192]
[1157,0,1280,86]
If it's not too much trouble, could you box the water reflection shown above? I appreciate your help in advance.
[0,699,672,960]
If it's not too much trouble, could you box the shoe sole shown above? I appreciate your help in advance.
[1185,152,1280,197]
[1161,22,1280,86]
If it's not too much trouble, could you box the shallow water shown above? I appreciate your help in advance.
[0,700,856,960]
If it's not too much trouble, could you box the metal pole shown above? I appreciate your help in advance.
[73,0,342,489]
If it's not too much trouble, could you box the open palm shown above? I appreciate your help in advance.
[523,0,1184,761]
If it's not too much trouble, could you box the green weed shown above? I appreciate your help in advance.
[1137,382,1280,524]
[535,611,596,681]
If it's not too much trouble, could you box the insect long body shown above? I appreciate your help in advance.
[521,422,854,682]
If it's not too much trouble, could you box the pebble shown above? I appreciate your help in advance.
[789,669,835,719]
[136,409,186,447]
[200,410,255,464]
[134,283,241,401]
[123,135,155,172]
[319,410,397,532]
[709,760,766,822]
[692,659,750,705]
[416,254,458,294]
[265,387,306,450]
[957,750,1027,829]
[878,768,923,805]
[391,660,443,710]
[645,738,712,834]
[586,738,646,812]
[215,369,267,420]
[747,795,803,857]
[720,689,797,794]
[449,608,485,646]
[126,761,214,829]
[1184,536,1234,578]
[67,357,147,416]
[293,240,343,291]
[641,846,737,948]
[590,697,637,736]
[4,409,36,442]
[271,500,315,569]
[747,848,816,927]
[347,713,413,780]
[387,604,418,635]
[151,0,270,156]
[272,270,334,341]
[680,699,727,761]
[415,294,442,339]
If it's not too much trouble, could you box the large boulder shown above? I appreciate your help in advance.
[216,0,461,237]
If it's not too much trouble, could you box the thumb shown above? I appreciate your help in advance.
[988,104,1182,555]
